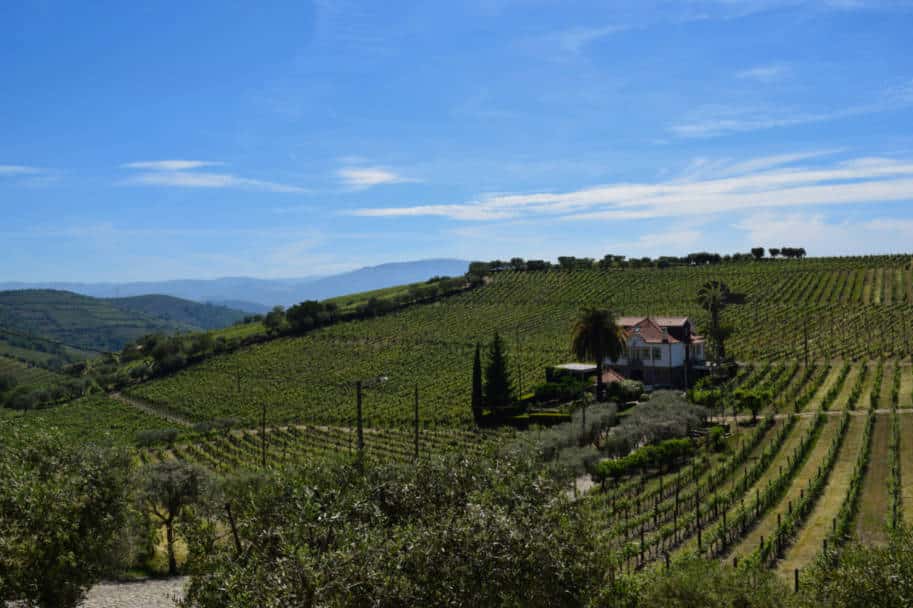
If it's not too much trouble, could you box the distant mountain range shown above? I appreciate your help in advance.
[0,259,470,312]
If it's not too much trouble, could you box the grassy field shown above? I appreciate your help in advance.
[776,414,869,576]
[852,413,891,545]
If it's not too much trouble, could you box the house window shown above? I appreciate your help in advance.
[653,347,662,360]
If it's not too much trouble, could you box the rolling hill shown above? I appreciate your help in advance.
[126,255,913,428]
[0,289,247,365]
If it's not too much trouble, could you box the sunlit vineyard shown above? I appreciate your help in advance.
[139,425,512,471]
[129,256,913,427]
[0,394,177,446]
[582,360,913,579]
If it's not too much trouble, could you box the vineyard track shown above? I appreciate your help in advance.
[110,392,193,427]
[670,419,787,556]
[855,364,877,409]
[799,366,844,411]
[900,363,913,408]
[852,413,891,546]
[901,415,913,525]
[878,364,895,409]
[776,415,869,576]
[725,417,838,562]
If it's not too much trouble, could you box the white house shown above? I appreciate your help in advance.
[605,316,706,387]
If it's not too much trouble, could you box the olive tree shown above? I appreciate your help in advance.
[0,430,133,607]
[138,461,209,576]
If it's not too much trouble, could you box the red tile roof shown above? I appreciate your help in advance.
[599,368,626,384]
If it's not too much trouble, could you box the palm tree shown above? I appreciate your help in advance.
[571,308,626,401]
[696,280,731,363]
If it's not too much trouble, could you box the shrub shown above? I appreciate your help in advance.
[135,428,180,447]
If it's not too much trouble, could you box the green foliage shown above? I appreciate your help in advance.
[138,461,210,576]
[798,528,913,608]
[180,452,609,608]
[632,556,791,608]
[533,375,590,403]
[471,342,483,422]
[733,387,772,421]
[606,379,644,403]
[135,428,180,447]
[594,437,695,481]
[262,305,287,335]
[601,391,707,457]
[0,430,133,607]
[484,331,515,408]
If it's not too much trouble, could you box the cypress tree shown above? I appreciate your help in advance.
[471,343,483,422]
[484,332,515,409]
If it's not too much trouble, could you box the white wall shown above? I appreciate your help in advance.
[607,336,686,367]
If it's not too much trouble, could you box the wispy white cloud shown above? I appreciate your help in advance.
[124,171,308,193]
[736,63,790,83]
[121,160,223,171]
[121,161,307,193]
[0,165,42,176]
[671,79,913,138]
[548,25,629,54]
[349,154,913,223]
[337,166,418,189]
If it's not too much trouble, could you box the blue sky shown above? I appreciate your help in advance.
[3,0,913,281]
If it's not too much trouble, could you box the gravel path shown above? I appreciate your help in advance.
[78,577,187,608]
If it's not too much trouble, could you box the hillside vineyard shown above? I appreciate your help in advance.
[130,256,913,427]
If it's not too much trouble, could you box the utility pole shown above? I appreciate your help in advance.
[260,401,267,469]
[356,380,364,460]
[803,319,809,368]
[413,385,420,461]
[515,324,523,398]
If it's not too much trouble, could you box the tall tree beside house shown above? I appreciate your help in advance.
[697,280,732,364]
[570,308,627,402]
[471,342,483,422]
[484,332,515,409]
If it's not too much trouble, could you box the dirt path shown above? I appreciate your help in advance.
[79,577,186,608]
[110,392,193,427]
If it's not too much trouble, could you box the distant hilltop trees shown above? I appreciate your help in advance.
[467,247,809,281]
